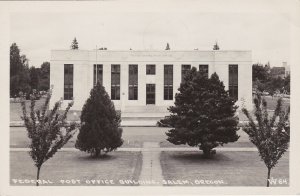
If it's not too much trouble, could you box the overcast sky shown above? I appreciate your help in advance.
[10,9,291,68]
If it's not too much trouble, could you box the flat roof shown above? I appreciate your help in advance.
[52,49,252,52]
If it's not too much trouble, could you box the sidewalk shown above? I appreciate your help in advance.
[139,142,164,185]
[10,147,260,152]
[10,120,250,127]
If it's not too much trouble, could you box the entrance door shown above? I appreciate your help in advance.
[146,84,155,105]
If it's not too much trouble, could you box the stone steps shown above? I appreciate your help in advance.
[122,113,169,118]
[121,106,169,126]
[123,105,169,113]
[121,120,159,127]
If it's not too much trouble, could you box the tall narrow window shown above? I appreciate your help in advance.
[111,64,120,100]
[181,64,191,82]
[146,64,156,75]
[129,64,138,100]
[199,64,209,78]
[164,64,173,100]
[64,64,73,100]
[229,64,238,100]
[93,64,103,86]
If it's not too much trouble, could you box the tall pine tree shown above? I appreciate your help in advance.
[159,67,239,157]
[10,43,31,97]
[213,42,220,50]
[39,62,50,91]
[70,37,79,50]
[165,43,170,50]
[75,83,123,157]
[29,66,40,91]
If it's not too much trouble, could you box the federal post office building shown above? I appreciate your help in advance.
[50,49,252,124]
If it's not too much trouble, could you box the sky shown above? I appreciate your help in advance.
[10,5,292,68]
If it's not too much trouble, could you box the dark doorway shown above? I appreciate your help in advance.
[146,84,155,104]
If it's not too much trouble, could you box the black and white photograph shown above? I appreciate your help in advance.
[0,0,300,195]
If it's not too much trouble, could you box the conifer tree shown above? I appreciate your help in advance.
[10,43,31,97]
[20,88,77,186]
[213,42,220,50]
[159,67,239,157]
[70,37,79,50]
[165,43,170,50]
[242,94,290,187]
[75,83,123,157]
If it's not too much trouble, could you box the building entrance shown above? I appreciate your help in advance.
[146,84,155,105]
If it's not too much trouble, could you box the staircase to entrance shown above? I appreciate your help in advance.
[121,105,169,126]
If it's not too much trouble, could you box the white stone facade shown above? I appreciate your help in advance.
[50,50,252,113]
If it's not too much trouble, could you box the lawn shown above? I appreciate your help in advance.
[10,127,143,148]
[10,98,46,121]
[10,98,82,122]
[159,129,255,148]
[160,151,289,186]
[10,127,253,148]
[263,96,290,110]
[237,96,290,122]
[10,127,172,148]
[10,151,142,186]
[10,96,290,123]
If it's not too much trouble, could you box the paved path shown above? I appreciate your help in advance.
[138,142,164,186]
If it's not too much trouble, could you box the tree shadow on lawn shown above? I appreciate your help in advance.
[161,151,289,186]
[166,151,232,162]
[76,153,118,162]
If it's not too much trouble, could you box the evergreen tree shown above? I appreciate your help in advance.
[266,76,285,96]
[284,74,290,94]
[29,66,40,91]
[20,88,77,186]
[10,43,31,98]
[75,83,123,157]
[165,43,170,50]
[213,42,220,50]
[252,63,270,83]
[242,94,290,187]
[39,62,50,91]
[70,37,79,50]
[159,68,239,157]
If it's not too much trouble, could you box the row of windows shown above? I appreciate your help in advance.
[93,64,208,88]
[64,64,238,101]
[93,64,209,81]
[181,64,209,81]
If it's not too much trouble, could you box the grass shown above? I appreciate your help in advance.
[262,96,290,110]
[10,151,142,186]
[159,129,255,148]
[159,141,255,148]
[10,98,46,121]
[10,127,173,148]
[10,127,142,148]
[10,127,254,148]
[10,96,290,122]
[10,98,82,122]
[160,151,289,186]
[238,96,290,122]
